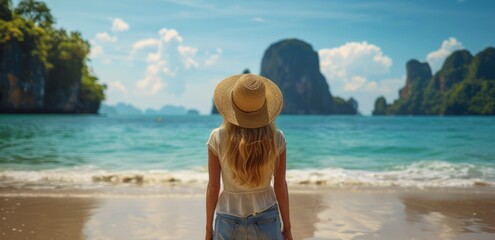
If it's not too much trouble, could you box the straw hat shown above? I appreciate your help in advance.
[214,74,283,128]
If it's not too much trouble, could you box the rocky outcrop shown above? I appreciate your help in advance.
[373,47,495,115]
[0,39,46,112]
[260,39,357,115]
[260,39,333,114]
[372,96,387,115]
[0,38,95,113]
[399,60,432,99]
[1,1,105,114]
[433,50,472,93]
[468,47,495,80]
[43,47,84,113]
[332,97,358,115]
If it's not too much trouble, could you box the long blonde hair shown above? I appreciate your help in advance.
[223,121,278,188]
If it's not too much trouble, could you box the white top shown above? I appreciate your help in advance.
[207,127,287,217]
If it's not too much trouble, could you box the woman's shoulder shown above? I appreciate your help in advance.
[209,126,224,134]
[207,127,225,156]
[275,129,286,139]
[208,127,227,142]
[209,127,219,134]
[274,129,287,153]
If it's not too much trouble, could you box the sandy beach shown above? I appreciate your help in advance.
[1,187,494,240]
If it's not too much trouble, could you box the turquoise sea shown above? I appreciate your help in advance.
[0,114,494,190]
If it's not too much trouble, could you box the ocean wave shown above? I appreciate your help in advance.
[0,165,209,187]
[1,161,494,189]
[285,161,495,187]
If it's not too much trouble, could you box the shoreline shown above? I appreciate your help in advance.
[1,183,495,196]
[1,186,494,239]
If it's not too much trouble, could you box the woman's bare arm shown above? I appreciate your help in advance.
[205,148,221,240]
[274,149,293,240]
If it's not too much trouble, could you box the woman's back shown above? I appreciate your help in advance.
[205,74,292,240]
[207,126,286,217]
[207,126,287,192]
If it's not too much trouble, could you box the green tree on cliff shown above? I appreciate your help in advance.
[14,0,53,28]
[372,48,495,115]
[372,96,387,115]
[45,29,88,106]
[0,1,51,67]
[0,0,105,112]
[0,0,13,21]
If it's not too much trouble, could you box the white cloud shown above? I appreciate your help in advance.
[205,48,222,66]
[131,28,195,95]
[344,75,367,91]
[133,38,160,50]
[95,32,117,43]
[136,61,169,95]
[426,37,464,73]
[129,38,160,60]
[147,52,161,63]
[319,41,392,92]
[363,77,404,94]
[178,45,199,69]
[112,18,130,32]
[129,29,184,60]
[109,81,127,92]
[130,27,221,96]
[159,28,183,42]
[90,44,103,58]
[366,81,378,89]
[318,41,397,115]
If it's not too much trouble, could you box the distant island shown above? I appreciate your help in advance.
[0,0,105,113]
[373,47,495,115]
[212,39,358,115]
[100,103,200,115]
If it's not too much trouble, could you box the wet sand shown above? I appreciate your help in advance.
[1,187,495,240]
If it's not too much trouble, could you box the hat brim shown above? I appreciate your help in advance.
[214,74,283,128]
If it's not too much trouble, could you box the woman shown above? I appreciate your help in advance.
[205,73,293,240]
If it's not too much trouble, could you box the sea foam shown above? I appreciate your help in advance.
[1,161,494,190]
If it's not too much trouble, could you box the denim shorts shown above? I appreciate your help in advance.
[214,204,283,240]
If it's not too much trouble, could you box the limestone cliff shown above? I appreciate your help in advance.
[0,1,105,114]
[373,47,495,115]
[399,60,432,99]
[0,39,46,111]
[261,39,358,115]
[260,39,333,114]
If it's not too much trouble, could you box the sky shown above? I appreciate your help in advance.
[17,0,495,115]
